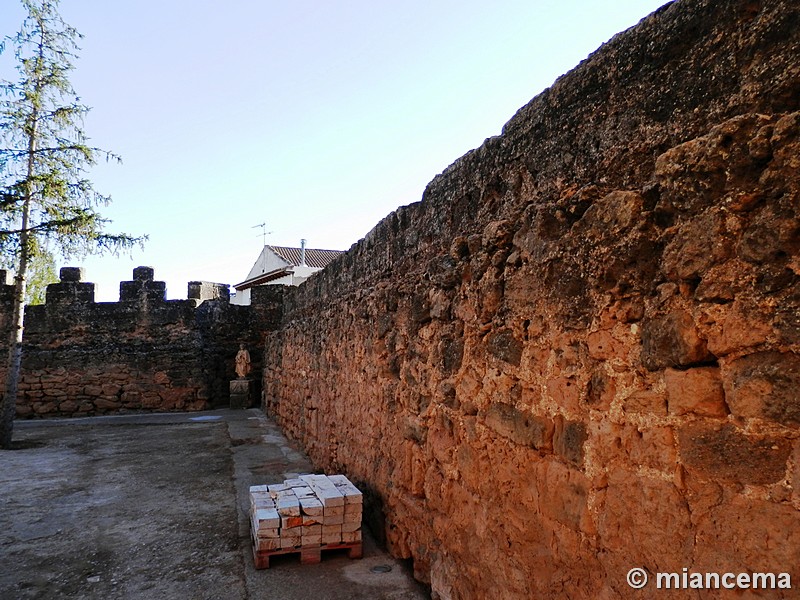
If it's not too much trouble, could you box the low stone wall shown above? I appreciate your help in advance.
[263,0,800,597]
[15,267,282,418]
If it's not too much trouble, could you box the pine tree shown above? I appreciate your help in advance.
[0,0,144,448]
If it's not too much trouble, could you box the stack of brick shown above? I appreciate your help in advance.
[249,474,363,568]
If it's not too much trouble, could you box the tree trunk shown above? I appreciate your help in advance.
[0,102,37,449]
[0,212,30,449]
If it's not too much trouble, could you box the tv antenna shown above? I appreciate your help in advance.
[252,222,273,246]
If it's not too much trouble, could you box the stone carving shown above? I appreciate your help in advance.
[235,344,251,379]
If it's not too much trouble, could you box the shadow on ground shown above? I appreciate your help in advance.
[0,409,429,600]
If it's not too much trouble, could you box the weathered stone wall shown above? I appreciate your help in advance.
[0,269,14,397]
[263,0,800,597]
[16,266,282,418]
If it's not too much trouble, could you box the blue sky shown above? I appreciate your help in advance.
[1,0,669,301]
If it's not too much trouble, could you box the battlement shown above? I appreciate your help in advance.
[4,265,284,419]
[40,266,231,307]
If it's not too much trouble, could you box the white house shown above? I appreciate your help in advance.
[231,240,344,305]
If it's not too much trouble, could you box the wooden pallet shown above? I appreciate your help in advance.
[252,539,363,569]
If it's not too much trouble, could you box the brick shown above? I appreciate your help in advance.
[343,511,362,525]
[342,521,361,533]
[300,474,344,507]
[250,492,275,510]
[341,531,362,544]
[280,535,301,549]
[255,527,279,538]
[253,537,281,552]
[301,524,322,536]
[275,491,300,516]
[323,512,344,526]
[252,508,280,529]
[321,532,342,545]
[327,475,363,504]
[299,496,323,517]
[281,515,303,529]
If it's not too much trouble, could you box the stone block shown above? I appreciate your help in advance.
[281,515,303,529]
[553,417,588,467]
[275,492,300,516]
[483,403,553,450]
[254,527,279,538]
[94,398,122,410]
[59,267,84,282]
[545,377,581,413]
[722,351,800,427]
[586,368,616,410]
[229,378,253,409]
[299,496,323,517]
[250,493,274,510]
[597,470,693,572]
[119,271,166,302]
[342,520,361,533]
[280,534,301,549]
[253,537,281,552]
[586,329,623,360]
[323,512,344,526]
[132,266,154,281]
[622,390,667,416]
[187,280,230,302]
[486,329,523,366]
[45,280,95,304]
[665,366,727,417]
[678,423,791,485]
[640,310,713,370]
[302,534,322,547]
[327,474,363,504]
[538,460,593,534]
[302,514,322,526]
[300,474,345,507]
[252,508,280,530]
[341,531,362,544]
[322,524,342,536]
[590,421,677,473]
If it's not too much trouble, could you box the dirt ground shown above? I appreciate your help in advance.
[0,409,429,600]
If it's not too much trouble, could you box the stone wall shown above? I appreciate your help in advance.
[14,266,282,418]
[263,0,800,597]
[0,269,14,399]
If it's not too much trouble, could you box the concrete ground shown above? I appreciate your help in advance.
[0,409,429,600]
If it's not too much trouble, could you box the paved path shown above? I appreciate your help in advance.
[0,409,428,600]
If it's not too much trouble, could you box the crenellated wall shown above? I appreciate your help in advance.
[12,266,283,418]
[262,0,800,597]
